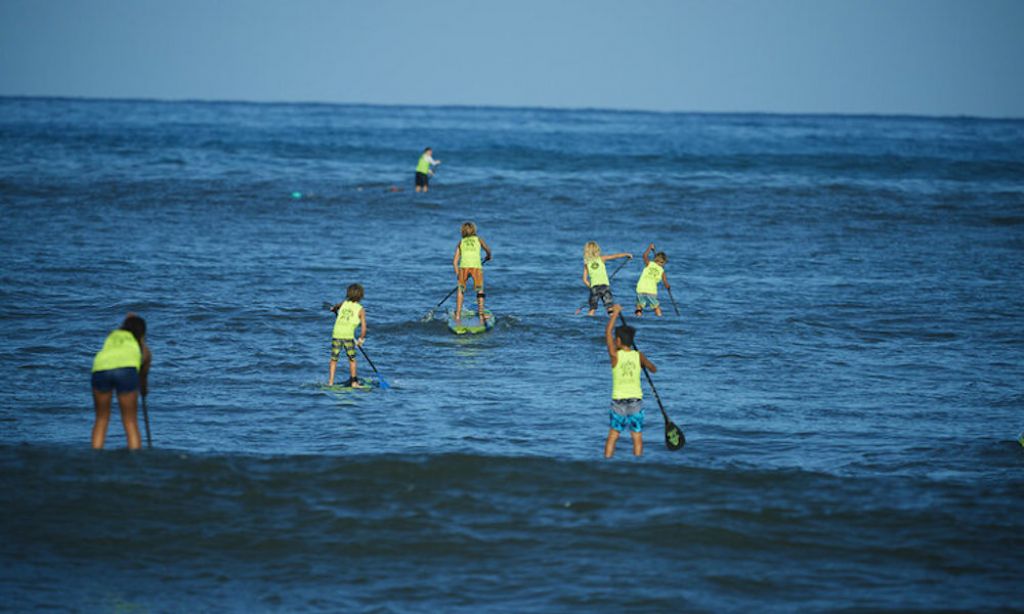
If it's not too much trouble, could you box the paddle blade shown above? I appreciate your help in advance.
[664,421,685,451]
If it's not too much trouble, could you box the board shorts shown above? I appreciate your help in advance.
[588,284,613,311]
[609,398,644,432]
[458,268,484,294]
[91,367,139,393]
[636,293,660,310]
[415,172,429,188]
[331,338,357,362]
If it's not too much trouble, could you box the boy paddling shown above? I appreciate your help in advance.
[604,304,657,458]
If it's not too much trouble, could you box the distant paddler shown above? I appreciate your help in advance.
[90,313,152,449]
[415,147,441,193]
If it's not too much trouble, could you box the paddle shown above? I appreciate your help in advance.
[666,286,681,317]
[575,257,633,315]
[424,287,458,320]
[618,313,685,451]
[357,344,390,389]
[141,394,152,449]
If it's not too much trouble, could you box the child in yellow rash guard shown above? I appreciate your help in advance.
[635,242,671,317]
[582,241,632,316]
[604,304,657,458]
[90,313,152,450]
[328,283,367,387]
[453,221,492,325]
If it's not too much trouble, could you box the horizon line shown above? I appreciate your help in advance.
[1,93,1021,123]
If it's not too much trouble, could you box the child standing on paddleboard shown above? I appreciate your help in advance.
[328,283,367,387]
[453,221,492,325]
[583,241,632,316]
[635,243,671,317]
[604,304,656,457]
[91,313,152,449]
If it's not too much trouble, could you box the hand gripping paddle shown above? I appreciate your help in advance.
[618,313,685,451]
[575,257,633,315]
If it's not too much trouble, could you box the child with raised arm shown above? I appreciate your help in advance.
[328,283,367,387]
[635,243,671,317]
[583,241,632,316]
[604,304,657,457]
[91,313,152,449]
[453,221,492,325]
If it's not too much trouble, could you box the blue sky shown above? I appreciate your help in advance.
[1,0,1022,117]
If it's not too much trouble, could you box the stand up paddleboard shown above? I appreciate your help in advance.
[447,309,495,335]
[319,377,381,392]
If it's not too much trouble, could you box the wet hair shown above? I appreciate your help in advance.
[615,324,636,347]
[346,283,365,302]
[461,222,477,237]
[423,147,432,154]
[654,252,668,265]
[583,241,601,260]
[120,314,147,343]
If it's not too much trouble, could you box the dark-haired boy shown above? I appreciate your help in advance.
[604,304,657,457]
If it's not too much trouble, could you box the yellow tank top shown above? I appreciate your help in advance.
[459,236,482,268]
[332,301,363,339]
[92,330,142,373]
[612,349,643,400]
[636,262,663,294]
[586,258,609,287]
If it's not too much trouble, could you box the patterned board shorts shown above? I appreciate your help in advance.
[331,338,356,361]
[636,293,660,310]
[588,284,614,311]
[609,398,644,432]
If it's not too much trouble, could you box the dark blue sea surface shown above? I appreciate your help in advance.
[1,97,1022,611]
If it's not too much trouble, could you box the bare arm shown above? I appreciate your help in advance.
[605,304,621,365]
[601,252,633,262]
[480,237,492,262]
[642,243,654,265]
[453,244,461,276]
[582,263,590,287]
[662,271,670,291]
[139,339,152,397]
[358,308,367,345]
[639,351,657,373]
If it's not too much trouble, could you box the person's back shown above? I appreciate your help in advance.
[90,313,151,449]
[603,304,656,457]
[328,284,367,386]
[635,243,670,317]
[453,221,492,324]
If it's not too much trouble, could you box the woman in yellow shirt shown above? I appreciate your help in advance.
[90,314,152,449]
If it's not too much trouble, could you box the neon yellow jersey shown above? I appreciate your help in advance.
[636,262,663,295]
[586,258,609,287]
[416,154,431,174]
[92,330,142,373]
[459,236,482,268]
[332,301,363,339]
[612,349,643,400]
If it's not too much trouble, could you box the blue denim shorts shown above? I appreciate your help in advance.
[91,367,139,393]
[636,293,660,309]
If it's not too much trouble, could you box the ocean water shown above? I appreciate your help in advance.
[1,97,1022,611]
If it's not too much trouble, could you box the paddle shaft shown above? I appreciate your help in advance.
[666,286,681,316]
[357,344,382,375]
[430,286,458,312]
